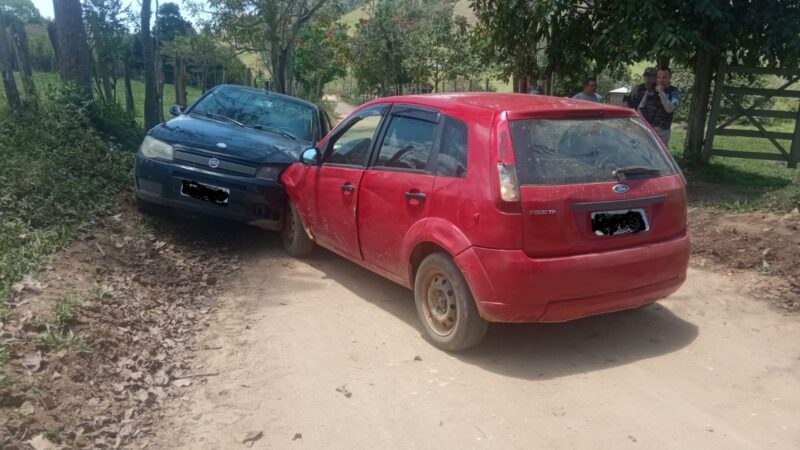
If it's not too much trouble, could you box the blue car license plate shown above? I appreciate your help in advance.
[181,180,229,206]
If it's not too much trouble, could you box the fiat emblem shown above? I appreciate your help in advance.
[612,184,630,194]
[208,157,220,169]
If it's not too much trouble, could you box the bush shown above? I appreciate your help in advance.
[0,83,134,305]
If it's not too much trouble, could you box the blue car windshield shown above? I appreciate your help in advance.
[190,86,315,142]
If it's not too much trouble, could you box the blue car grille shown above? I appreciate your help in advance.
[174,147,257,177]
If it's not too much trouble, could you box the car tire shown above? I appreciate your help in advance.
[281,200,314,257]
[414,252,488,351]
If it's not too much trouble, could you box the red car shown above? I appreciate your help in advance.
[280,94,689,351]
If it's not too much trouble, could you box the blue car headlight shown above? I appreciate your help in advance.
[140,136,174,161]
[255,165,284,181]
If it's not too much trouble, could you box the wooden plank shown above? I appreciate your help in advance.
[703,60,726,163]
[790,102,800,168]
[718,108,798,120]
[711,149,788,161]
[725,87,800,98]
[725,66,800,76]
[715,128,795,140]
[718,77,800,130]
[725,95,789,157]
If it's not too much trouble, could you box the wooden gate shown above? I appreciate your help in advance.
[704,62,800,168]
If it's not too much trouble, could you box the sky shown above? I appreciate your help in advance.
[31,0,199,21]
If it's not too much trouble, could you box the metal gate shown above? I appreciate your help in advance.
[705,62,800,168]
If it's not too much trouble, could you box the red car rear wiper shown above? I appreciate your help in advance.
[612,166,661,181]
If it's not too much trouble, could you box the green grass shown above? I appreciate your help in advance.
[0,83,133,308]
[0,72,205,127]
[667,126,800,212]
[53,294,81,326]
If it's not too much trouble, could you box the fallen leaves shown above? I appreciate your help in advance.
[0,203,241,448]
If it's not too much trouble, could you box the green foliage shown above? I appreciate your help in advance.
[599,1,800,70]
[156,2,192,42]
[0,82,133,305]
[0,0,42,23]
[294,6,350,101]
[83,0,134,103]
[39,327,91,352]
[53,294,81,326]
[25,24,55,72]
[351,0,472,95]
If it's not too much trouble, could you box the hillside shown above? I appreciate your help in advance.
[340,0,476,33]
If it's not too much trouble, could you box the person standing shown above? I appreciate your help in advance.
[572,77,603,102]
[627,67,681,146]
[625,67,656,110]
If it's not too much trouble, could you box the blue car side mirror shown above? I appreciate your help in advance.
[301,148,320,165]
[170,104,184,117]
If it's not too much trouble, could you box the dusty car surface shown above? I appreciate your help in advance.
[135,85,331,229]
[280,93,689,351]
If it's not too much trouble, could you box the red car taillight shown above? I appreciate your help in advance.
[496,118,521,204]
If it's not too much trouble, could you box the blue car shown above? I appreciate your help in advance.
[134,85,331,230]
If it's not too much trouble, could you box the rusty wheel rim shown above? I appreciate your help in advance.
[422,272,457,337]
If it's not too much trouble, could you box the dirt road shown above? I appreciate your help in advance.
[153,228,800,449]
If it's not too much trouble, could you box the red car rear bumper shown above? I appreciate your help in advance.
[454,233,689,323]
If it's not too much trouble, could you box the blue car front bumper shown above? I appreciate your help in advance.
[134,153,286,229]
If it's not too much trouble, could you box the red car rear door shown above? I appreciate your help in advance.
[358,105,442,278]
[311,105,388,259]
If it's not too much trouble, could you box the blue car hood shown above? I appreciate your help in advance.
[149,115,308,165]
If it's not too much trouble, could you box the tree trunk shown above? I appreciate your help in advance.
[124,56,134,113]
[52,0,92,97]
[10,18,36,103]
[684,47,717,166]
[174,55,186,107]
[155,51,164,123]
[0,12,21,110]
[201,64,208,93]
[141,0,159,129]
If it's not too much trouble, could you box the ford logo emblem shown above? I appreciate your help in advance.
[208,158,220,169]
[612,184,630,194]
[216,142,227,149]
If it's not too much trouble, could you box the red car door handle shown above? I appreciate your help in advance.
[404,191,426,202]
[341,183,355,192]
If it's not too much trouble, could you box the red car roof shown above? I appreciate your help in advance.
[362,93,637,120]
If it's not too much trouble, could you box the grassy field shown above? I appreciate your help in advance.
[0,71,205,127]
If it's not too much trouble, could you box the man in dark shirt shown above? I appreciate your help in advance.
[626,67,681,146]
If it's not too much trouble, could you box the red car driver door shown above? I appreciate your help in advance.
[358,105,442,278]
[311,105,388,259]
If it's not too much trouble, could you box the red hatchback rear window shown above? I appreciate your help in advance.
[509,117,678,185]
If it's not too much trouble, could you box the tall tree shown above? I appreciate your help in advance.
[293,6,349,101]
[84,0,131,103]
[52,0,93,96]
[156,2,191,42]
[204,0,329,95]
[141,0,159,129]
[0,11,22,110]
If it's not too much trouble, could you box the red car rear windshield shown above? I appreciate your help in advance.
[509,117,677,185]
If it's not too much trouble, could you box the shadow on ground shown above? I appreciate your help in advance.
[305,245,699,382]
